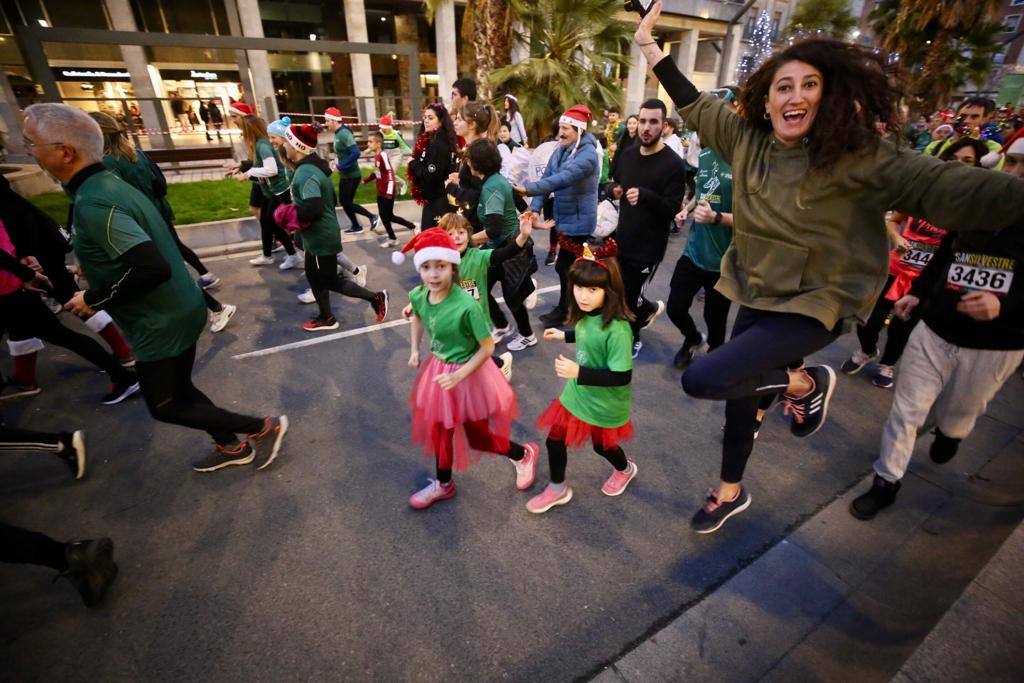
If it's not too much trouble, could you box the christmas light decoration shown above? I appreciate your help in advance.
[735,10,775,84]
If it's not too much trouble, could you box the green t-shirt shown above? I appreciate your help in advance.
[409,285,490,364]
[478,173,518,249]
[254,139,291,197]
[559,315,633,428]
[456,247,494,327]
[71,169,206,362]
[290,161,341,255]
[334,127,362,179]
[101,152,174,227]
[683,147,733,273]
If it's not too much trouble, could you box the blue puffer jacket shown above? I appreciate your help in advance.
[526,132,599,237]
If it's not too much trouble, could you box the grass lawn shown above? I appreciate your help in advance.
[28,166,411,227]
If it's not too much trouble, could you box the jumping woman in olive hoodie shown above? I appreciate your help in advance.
[634,2,1024,534]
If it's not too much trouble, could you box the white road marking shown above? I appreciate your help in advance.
[233,284,561,360]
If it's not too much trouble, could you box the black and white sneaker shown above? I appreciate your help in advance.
[247,415,289,470]
[690,486,752,534]
[61,538,117,608]
[58,430,87,480]
[632,340,643,359]
[101,379,140,405]
[673,333,707,369]
[343,224,364,234]
[840,349,879,375]
[849,475,901,520]
[782,365,836,438]
[192,442,255,472]
[640,300,665,330]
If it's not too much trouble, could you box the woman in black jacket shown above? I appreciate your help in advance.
[407,103,458,228]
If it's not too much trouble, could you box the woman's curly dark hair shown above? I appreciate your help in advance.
[419,102,459,153]
[739,38,902,171]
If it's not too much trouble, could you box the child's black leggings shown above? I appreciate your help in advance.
[546,437,627,484]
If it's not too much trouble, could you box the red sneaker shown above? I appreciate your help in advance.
[302,316,339,332]
[409,479,456,509]
[601,460,638,496]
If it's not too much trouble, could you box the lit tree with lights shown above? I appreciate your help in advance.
[735,10,776,84]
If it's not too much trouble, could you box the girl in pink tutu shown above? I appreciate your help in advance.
[394,228,539,509]
[528,241,638,514]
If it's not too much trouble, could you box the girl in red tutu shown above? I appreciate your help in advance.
[394,228,539,509]
[528,242,638,514]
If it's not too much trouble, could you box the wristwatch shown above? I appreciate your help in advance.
[713,211,722,224]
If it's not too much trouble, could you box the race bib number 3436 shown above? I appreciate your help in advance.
[945,252,1015,295]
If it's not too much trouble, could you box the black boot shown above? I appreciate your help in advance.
[850,475,901,521]
[930,429,961,464]
[539,307,567,325]
[61,538,118,608]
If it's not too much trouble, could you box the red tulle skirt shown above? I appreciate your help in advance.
[410,354,519,472]
[535,399,634,450]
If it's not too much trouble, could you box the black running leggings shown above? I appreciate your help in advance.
[681,307,840,483]
[855,277,920,366]
[134,344,264,446]
[163,220,208,276]
[546,437,628,484]
[376,196,416,240]
[304,252,376,320]
[667,254,732,350]
[0,291,132,384]
[338,177,375,228]
[260,191,296,257]
[0,523,68,570]
[0,424,65,454]
[487,266,534,337]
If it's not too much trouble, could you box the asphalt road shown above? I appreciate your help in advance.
[2,223,1022,681]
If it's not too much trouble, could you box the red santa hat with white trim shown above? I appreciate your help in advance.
[285,124,319,155]
[391,227,461,268]
[559,104,592,154]
[378,113,394,129]
[228,102,254,117]
[324,107,344,122]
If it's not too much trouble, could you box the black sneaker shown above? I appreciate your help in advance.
[632,340,643,359]
[371,290,389,322]
[58,430,87,480]
[544,252,556,267]
[101,378,140,405]
[849,475,901,520]
[673,334,707,369]
[539,308,568,325]
[930,430,961,464]
[191,442,255,472]
[61,538,117,608]
[782,365,836,438]
[0,381,42,401]
[303,316,340,332]
[247,416,289,470]
[343,224,364,234]
[690,486,752,534]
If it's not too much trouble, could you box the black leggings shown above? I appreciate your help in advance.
[0,291,131,384]
[681,307,840,483]
[554,235,587,314]
[164,221,207,276]
[0,424,65,453]
[487,266,534,337]
[260,192,296,257]
[304,252,376,320]
[376,196,416,240]
[619,258,660,341]
[667,254,731,350]
[0,523,67,570]
[134,344,263,446]
[856,280,920,366]
[419,196,450,230]
[546,436,628,484]
[338,177,374,228]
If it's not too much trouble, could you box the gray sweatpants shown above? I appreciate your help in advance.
[875,322,1023,483]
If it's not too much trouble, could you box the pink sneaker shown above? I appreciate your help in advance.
[409,479,456,509]
[513,442,539,490]
[601,460,638,496]
[526,484,573,514]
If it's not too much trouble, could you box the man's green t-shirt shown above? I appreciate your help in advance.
[456,247,494,327]
[478,173,518,249]
[409,285,490,364]
[254,139,291,197]
[334,127,362,179]
[559,315,633,428]
[71,169,206,362]
[290,161,341,255]
[683,146,733,273]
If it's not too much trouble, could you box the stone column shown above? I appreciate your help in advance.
[624,40,648,117]
[511,20,530,64]
[394,14,419,120]
[103,0,171,148]
[0,68,24,154]
[674,29,699,79]
[434,0,458,105]
[236,0,278,120]
[343,0,376,122]
[721,28,744,86]
[223,0,256,103]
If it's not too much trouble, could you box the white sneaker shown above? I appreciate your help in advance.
[372,219,386,236]
[841,349,880,375]
[209,304,237,333]
[506,333,538,351]
[279,253,303,270]
[297,288,316,304]
[380,238,399,248]
[249,255,274,266]
[491,325,512,343]
[354,265,368,288]
[525,278,539,310]
[498,352,513,381]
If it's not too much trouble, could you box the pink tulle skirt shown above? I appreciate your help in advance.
[535,399,634,450]
[410,354,519,472]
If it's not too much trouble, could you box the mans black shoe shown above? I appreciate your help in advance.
[673,334,707,369]
[691,486,751,534]
[544,253,556,267]
[61,538,118,608]
[101,378,141,405]
[930,430,961,464]
[539,308,567,325]
[782,365,836,438]
[57,430,87,480]
[343,224,364,234]
[850,475,901,520]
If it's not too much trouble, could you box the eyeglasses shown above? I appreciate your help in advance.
[22,138,65,149]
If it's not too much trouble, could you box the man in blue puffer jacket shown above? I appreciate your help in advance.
[520,104,600,324]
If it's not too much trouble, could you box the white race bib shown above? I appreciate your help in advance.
[900,241,937,268]
[945,252,1015,295]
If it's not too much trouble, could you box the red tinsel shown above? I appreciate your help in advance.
[558,234,619,260]
[409,132,431,205]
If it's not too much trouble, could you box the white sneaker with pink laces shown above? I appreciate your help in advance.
[513,442,539,490]
[526,484,573,514]
[601,460,638,496]
[409,479,456,509]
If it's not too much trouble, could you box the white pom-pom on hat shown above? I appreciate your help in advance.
[392,250,407,265]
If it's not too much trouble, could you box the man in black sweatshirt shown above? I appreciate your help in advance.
[605,98,687,358]
[851,141,1024,519]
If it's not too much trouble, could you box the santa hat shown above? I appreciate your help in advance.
[285,124,319,155]
[378,113,393,129]
[559,104,591,131]
[981,128,1024,168]
[1008,135,1024,156]
[267,116,292,139]
[324,107,344,122]
[391,227,461,268]
[228,102,254,117]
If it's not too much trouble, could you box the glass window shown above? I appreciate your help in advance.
[42,0,108,29]
[131,0,165,32]
[1004,15,1022,33]
[162,3,216,34]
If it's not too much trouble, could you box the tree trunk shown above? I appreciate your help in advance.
[471,0,492,101]
[486,0,512,100]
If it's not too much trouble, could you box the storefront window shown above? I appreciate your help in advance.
[42,0,109,29]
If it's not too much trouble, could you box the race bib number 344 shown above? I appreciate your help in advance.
[945,252,1015,295]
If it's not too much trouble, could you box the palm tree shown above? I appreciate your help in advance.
[871,0,1005,109]
[423,0,514,101]
[488,0,631,139]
